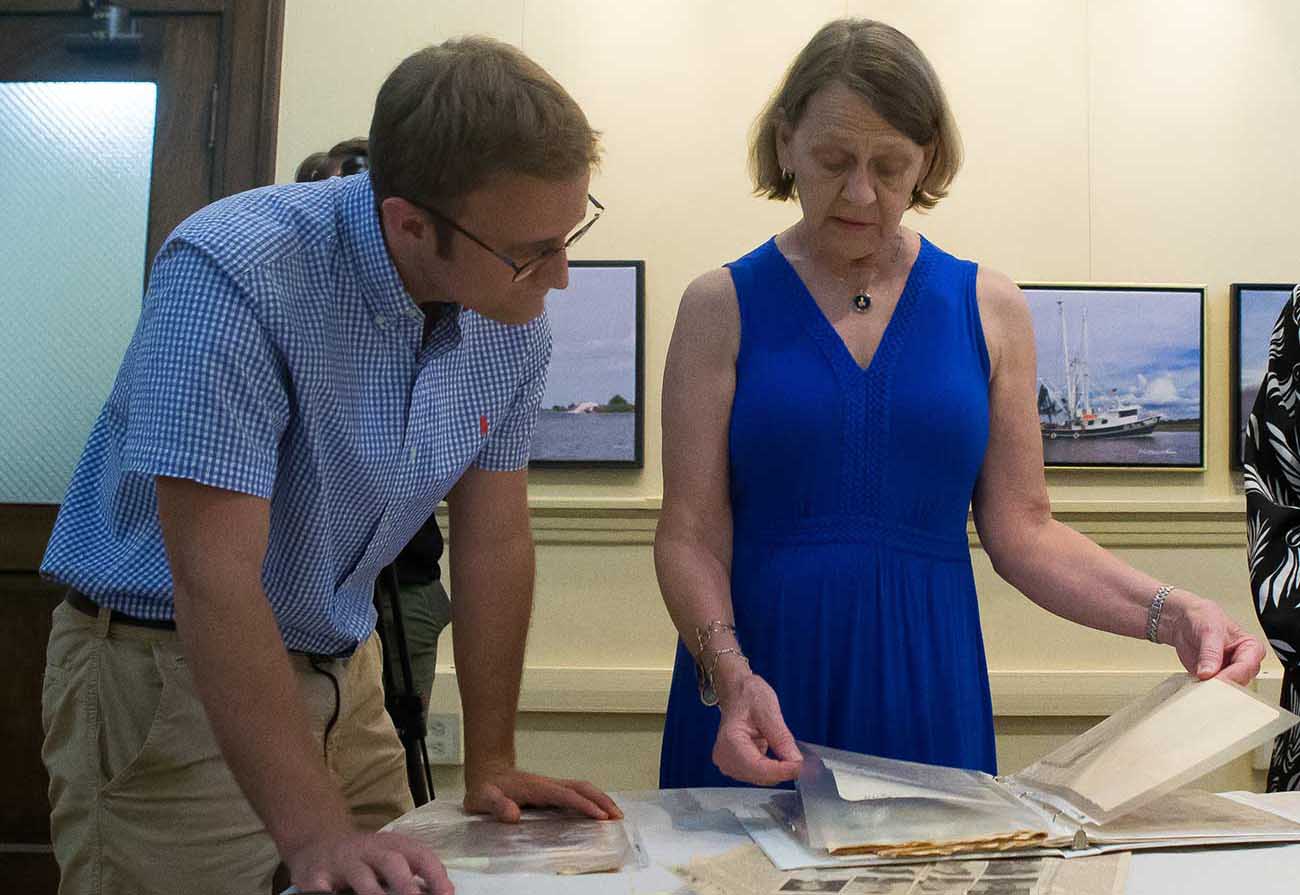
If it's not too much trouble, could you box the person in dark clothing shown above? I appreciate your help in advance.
[382,515,452,713]
[1244,284,1300,791]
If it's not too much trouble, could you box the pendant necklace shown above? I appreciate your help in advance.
[851,233,903,313]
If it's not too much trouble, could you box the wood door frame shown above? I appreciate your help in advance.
[0,0,284,568]
[0,0,284,195]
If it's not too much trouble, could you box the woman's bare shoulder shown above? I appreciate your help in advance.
[673,267,740,351]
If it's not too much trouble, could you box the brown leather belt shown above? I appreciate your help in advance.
[64,589,357,659]
[64,589,177,631]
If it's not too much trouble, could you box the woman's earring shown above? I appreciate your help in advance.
[781,167,793,182]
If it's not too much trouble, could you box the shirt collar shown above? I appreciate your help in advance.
[338,174,464,349]
[338,173,423,322]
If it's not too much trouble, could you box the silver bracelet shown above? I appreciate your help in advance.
[702,648,749,709]
[693,620,744,707]
[695,620,736,655]
[1146,584,1173,643]
[707,647,749,681]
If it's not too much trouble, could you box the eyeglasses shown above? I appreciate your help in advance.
[405,193,604,282]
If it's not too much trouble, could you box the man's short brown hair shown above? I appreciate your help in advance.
[750,18,961,211]
[369,36,600,208]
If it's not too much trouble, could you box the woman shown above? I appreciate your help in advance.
[1244,284,1300,792]
[655,17,1264,789]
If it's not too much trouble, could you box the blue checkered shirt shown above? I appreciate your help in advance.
[41,174,551,654]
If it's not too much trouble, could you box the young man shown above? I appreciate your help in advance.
[40,37,615,895]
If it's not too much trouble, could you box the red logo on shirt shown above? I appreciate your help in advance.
[480,415,489,436]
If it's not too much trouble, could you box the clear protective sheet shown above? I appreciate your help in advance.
[1008,674,1300,826]
[741,788,1300,872]
[797,742,1061,856]
[1079,788,1300,845]
[738,799,1076,873]
[675,843,1129,895]
[381,801,632,875]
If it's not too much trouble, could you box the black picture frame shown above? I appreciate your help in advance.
[529,259,645,468]
[1231,283,1297,469]
[1021,283,1205,470]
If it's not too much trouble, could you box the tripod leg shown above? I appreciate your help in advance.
[372,596,425,804]
[382,564,435,804]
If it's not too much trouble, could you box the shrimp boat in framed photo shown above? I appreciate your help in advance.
[1038,300,1162,441]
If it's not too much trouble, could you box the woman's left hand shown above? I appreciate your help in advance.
[1163,590,1267,685]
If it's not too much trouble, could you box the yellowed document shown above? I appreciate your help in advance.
[1045,679,1279,813]
[676,847,1128,895]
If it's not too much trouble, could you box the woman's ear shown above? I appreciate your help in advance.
[920,142,936,180]
[775,112,793,172]
[910,142,937,207]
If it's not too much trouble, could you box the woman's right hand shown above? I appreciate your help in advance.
[711,670,804,785]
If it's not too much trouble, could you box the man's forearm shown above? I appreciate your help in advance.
[450,530,533,778]
[173,576,353,856]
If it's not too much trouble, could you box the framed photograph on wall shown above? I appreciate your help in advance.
[529,259,645,468]
[1231,283,1297,469]
[1021,283,1205,470]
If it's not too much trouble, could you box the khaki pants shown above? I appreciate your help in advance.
[41,601,413,895]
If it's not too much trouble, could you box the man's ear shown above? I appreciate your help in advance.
[380,196,429,242]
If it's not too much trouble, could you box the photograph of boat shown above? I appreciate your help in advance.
[1232,284,1297,468]
[1023,284,1204,469]
[1038,302,1163,440]
[529,260,645,467]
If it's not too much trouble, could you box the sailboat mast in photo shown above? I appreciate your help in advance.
[1041,300,1162,440]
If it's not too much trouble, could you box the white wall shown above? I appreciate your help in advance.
[277,1,1300,794]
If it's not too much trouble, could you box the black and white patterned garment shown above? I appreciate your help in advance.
[1244,284,1300,792]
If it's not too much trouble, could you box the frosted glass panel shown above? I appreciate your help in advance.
[0,82,156,503]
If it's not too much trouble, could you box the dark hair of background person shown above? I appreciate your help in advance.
[295,150,336,183]
[295,137,369,183]
[329,137,370,175]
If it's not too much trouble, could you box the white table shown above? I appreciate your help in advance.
[432,788,1300,894]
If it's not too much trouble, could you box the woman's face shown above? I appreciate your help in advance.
[778,80,930,264]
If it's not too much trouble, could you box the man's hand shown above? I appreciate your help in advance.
[712,672,803,785]
[448,467,623,826]
[285,828,452,895]
[464,765,623,823]
[1164,590,1267,685]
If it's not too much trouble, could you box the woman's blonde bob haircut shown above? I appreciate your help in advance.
[750,18,961,211]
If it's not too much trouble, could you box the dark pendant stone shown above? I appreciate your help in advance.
[852,292,871,312]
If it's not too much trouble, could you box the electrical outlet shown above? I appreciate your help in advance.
[425,711,462,765]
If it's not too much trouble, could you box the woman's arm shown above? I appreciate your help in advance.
[970,268,1264,684]
[655,268,801,784]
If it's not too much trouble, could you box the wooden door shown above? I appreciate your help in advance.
[0,3,281,889]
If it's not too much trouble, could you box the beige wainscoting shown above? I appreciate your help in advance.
[427,499,1275,799]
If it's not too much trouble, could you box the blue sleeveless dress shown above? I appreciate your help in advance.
[659,235,997,788]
